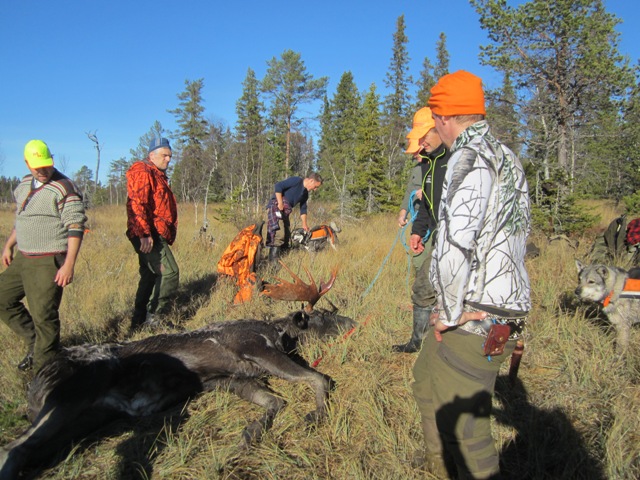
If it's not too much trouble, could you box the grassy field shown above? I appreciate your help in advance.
[0,202,638,479]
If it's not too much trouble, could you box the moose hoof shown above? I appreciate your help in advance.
[241,421,265,446]
[304,410,326,424]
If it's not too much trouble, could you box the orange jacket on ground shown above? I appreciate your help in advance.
[126,160,178,245]
[217,224,262,304]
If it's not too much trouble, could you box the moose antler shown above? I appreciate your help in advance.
[261,261,338,312]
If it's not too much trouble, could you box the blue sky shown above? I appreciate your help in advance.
[1,0,638,182]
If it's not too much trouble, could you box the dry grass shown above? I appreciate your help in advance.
[0,202,638,479]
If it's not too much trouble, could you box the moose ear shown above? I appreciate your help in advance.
[597,266,609,278]
[575,260,584,273]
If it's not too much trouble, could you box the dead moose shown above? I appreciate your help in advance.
[0,263,354,479]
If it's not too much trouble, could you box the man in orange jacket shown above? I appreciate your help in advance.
[126,137,179,330]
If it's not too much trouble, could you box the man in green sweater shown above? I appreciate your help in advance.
[0,140,87,371]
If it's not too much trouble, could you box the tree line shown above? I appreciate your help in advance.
[1,0,637,235]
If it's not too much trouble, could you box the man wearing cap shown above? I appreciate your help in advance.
[393,107,450,353]
[126,137,179,330]
[0,140,86,371]
[411,71,531,479]
[265,172,323,262]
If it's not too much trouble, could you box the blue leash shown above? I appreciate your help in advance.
[361,191,430,299]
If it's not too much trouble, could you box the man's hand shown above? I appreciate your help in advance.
[431,310,488,342]
[398,209,408,227]
[2,230,17,267]
[54,263,75,287]
[415,189,423,200]
[2,246,13,267]
[410,234,424,254]
[140,236,154,254]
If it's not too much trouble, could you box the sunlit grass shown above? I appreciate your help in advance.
[0,202,638,479]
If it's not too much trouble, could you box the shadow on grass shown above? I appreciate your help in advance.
[19,403,192,480]
[171,272,219,322]
[433,376,605,479]
[558,290,614,334]
[495,376,606,479]
[63,273,219,346]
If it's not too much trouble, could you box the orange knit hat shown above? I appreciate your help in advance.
[405,137,421,154]
[428,70,486,116]
[407,107,436,139]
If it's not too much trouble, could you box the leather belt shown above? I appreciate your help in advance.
[458,305,527,340]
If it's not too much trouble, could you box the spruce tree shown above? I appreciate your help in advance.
[352,85,390,214]
[433,32,450,80]
[415,56,436,109]
[235,68,267,212]
[382,15,413,206]
[317,71,361,215]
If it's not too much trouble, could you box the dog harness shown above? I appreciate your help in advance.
[602,278,640,307]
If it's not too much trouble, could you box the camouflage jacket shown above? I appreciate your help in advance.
[431,121,531,326]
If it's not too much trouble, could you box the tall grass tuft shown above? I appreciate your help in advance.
[0,202,638,479]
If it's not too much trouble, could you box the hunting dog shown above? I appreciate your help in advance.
[291,223,340,252]
[575,260,640,355]
[0,265,354,479]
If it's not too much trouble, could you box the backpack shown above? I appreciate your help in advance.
[217,223,264,304]
[589,215,640,267]
[625,218,640,246]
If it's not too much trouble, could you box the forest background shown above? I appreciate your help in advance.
[1,0,640,236]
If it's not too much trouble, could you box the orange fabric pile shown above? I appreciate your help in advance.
[217,224,262,304]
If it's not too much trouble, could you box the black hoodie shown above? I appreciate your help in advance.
[411,143,450,239]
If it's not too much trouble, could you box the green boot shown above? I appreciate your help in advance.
[392,306,431,353]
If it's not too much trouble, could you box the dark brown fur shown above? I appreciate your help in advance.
[0,310,355,479]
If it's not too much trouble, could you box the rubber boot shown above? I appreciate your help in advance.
[392,306,431,353]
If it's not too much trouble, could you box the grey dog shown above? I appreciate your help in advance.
[575,260,640,356]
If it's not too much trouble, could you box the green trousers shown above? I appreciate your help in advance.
[0,252,64,369]
[411,238,436,308]
[130,236,179,327]
[412,328,515,479]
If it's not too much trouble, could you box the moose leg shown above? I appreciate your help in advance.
[206,377,286,447]
[243,350,331,422]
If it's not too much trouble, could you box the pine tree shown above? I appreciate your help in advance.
[472,0,633,176]
[169,79,209,202]
[473,0,634,234]
[261,50,328,173]
[129,121,166,162]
